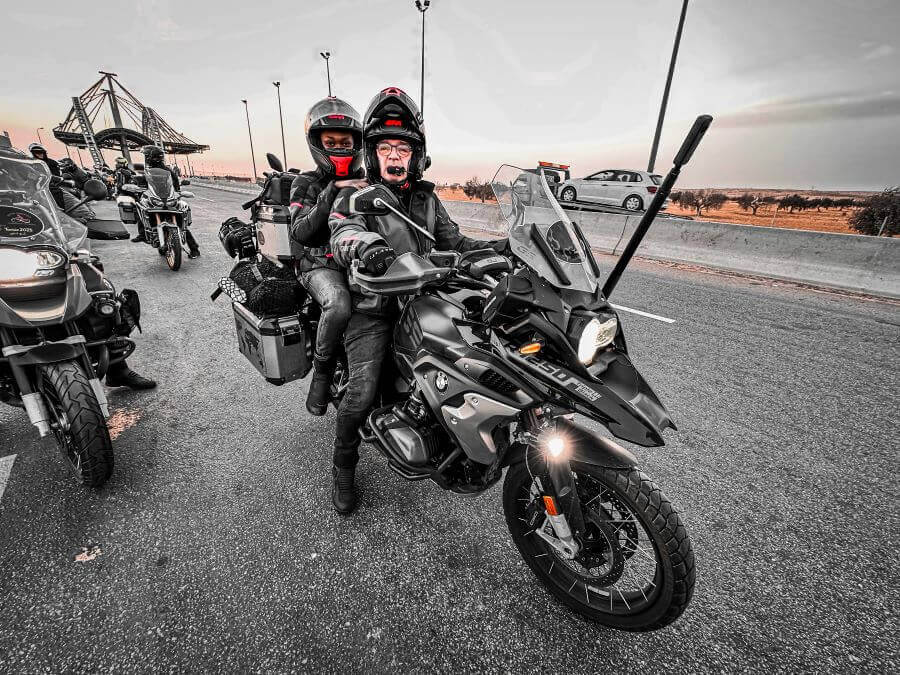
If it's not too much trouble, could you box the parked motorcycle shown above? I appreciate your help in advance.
[321,117,711,631]
[0,152,140,487]
[120,169,195,271]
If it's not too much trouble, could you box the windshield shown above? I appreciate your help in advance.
[145,167,175,201]
[0,154,86,253]
[491,165,598,293]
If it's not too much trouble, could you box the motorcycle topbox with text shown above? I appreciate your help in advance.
[0,152,142,487]
[220,116,711,630]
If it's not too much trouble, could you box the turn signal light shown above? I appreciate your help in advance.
[543,496,559,516]
[519,342,542,355]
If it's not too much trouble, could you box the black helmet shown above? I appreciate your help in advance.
[58,157,76,172]
[142,145,164,165]
[28,142,47,156]
[304,97,363,177]
[115,156,128,168]
[362,87,427,181]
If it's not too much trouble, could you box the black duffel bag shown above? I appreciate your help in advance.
[218,257,301,317]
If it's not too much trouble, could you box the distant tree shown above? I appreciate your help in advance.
[736,192,763,215]
[848,187,899,236]
[819,197,834,210]
[779,194,808,213]
[677,190,726,216]
[670,190,683,205]
[463,176,480,200]
[835,197,858,212]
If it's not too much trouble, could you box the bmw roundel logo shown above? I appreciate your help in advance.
[434,371,448,392]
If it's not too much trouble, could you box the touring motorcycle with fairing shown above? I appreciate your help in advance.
[0,152,141,487]
[328,116,712,631]
[121,168,195,270]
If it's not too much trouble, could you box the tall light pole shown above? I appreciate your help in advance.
[319,52,332,96]
[36,127,45,145]
[273,81,287,169]
[414,0,431,115]
[241,99,258,183]
[647,0,689,173]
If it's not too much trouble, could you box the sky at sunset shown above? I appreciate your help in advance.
[2,0,898,190]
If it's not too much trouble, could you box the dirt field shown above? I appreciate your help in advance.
[436,187,871,235]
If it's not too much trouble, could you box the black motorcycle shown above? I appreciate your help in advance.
[122,168,195,271]
[0,152,139,487]
[331,117,712,631]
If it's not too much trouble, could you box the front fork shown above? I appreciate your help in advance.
[523,410,587,560]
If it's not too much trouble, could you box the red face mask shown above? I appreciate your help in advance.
[330,155,353,177]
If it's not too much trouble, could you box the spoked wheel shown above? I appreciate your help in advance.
[503,461,694,631]
[39,362,113,488]
[164,228,182,271]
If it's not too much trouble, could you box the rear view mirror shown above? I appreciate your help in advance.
[180,191,195,199]
[348,184,395,216]
[266,153,284,172]
[83,178,108,201]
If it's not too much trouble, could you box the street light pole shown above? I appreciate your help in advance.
[273,81,287,169]
[414,0,431,115]
[36,127,45,145]
[241,99,258,183]
[319,52,332,96]
[647,0,689,174]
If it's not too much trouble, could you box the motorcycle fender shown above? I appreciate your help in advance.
[8,342,82,366]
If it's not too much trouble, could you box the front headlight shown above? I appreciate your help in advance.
[577,316,618,364]
[0,248,66,282]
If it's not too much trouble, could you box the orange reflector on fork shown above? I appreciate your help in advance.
[543,496,559,516]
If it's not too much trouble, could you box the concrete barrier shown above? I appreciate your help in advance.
[446,201,900,299]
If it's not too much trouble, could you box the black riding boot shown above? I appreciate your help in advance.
[106,360,157,390]
[131,221,146,243]
[332,464,358,515]
[305,356,334,416]
[186,230,200,258]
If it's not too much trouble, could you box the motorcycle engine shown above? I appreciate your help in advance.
[374,393,445,467]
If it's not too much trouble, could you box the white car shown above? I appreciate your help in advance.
[557,169,663,211]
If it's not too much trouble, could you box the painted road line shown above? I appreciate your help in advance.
[610,303,676,324]
[0,454,16,504]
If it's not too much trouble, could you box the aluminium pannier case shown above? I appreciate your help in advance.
[117,197,137,224]
[255,203,304,263]
[231,302,311,385]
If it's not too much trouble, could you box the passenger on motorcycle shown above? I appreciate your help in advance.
[288,97,366,416]
[132,146,200,258]
[114,156,134,192]
[326,87,507,514]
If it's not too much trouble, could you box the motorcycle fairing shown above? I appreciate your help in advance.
[0,265,92,329]
[504,347,674,447]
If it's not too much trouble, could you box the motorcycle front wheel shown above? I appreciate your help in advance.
[165,229,182,271]
[40,362,113,488]
[503,460,694,631]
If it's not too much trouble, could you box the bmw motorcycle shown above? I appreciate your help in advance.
[338,117,712,631]
[121,168,195,271]
[0,152,140,487]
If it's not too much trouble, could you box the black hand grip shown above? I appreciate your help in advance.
[673,114,712,167]
[241,197,257,210]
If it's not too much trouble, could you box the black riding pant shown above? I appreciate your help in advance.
[300,266,351,363]
[333,313,392,468]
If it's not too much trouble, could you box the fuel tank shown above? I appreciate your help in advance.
[394,294,469,380]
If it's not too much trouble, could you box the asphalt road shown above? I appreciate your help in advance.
[1,186,897,672]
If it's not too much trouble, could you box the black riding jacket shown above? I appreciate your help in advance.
[288,166,364,272]
[329,179,504,315]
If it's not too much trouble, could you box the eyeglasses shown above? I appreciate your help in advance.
[375,141,412,158]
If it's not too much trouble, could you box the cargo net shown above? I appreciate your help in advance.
[217,257,300,317]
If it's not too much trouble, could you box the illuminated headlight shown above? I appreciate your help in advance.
[0,248,66,282]
[577,316,618,364]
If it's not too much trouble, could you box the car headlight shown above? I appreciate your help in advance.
[576,316,618,364]
[0,248,67,283]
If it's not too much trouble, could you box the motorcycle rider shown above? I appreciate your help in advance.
[327,87,507,514]
[288,97,366,416]
[114,156,134,191]
[132,145,200,258]
[28,143,60,177]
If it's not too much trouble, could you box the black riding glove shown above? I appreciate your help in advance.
[361,245,397,276]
